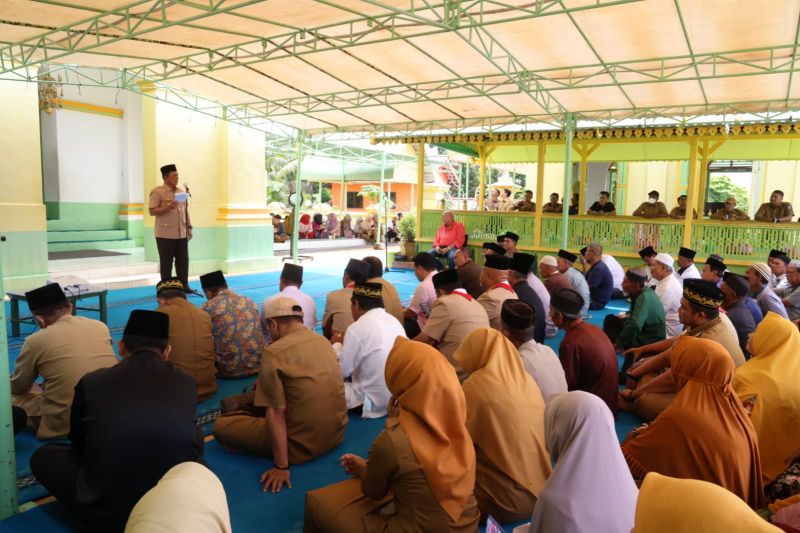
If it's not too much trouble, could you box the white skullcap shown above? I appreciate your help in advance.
[790,259,800,269]
[654,253,674,267]
[541,255,558,267]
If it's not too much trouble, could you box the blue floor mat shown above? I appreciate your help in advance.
[3,272,641,531]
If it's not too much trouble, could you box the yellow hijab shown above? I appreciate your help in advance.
[634,472,780,532]
[454,328,551,496]
[384,337,476,521]
[733,311,800,484]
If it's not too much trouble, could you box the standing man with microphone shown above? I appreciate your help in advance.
[149,164,192,286]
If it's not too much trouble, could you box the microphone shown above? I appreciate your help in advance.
[183,182,191,197]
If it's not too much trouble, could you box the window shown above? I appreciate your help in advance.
[388,192,397,205]
[346,192,364,208]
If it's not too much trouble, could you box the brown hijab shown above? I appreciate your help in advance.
[622,336,764,508]
[454,328,551,496]
[385,337,476,521]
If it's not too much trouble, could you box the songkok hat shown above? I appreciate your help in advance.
[345,258,370,282]
[504,232,520,243]
[496,235,506,243]
[678,247,696,259]
[654,253,674,267]
[625,268,647,284]
[199,270,226,290]
[723,272,750,297]
[579,246,588,256]
[540,255,558,267]
[705,257,726,273]
[638,246,656,258]
[484,254,511,270]
[683,279,724,310]
[769,249,784,259]
[509,253,535,276]
[432,269,460,289]
[501,300,534,330]
[775,253,792,265]
[160,163,177,175]
[752,262,771,283]
[557,249,578,263]
[709,253,725,263]
[156,278,188,295]
[124,310,169,340]
[482,242,505,255]
[264,296,304,319]
[25,283,66,313]
[353,281,382,300]
[550,288,584,316]
[281,263,303,283]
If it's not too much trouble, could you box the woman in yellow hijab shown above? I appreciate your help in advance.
[454,328,551,523]
[633,472,780,532]
[733,311,800,488]
[304,338,480,532]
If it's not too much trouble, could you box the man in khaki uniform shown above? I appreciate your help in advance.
[416,270,489,373]
[322,258,370,339]
[156,278,217,401]
[668,194,699,219]
[149,163,192,286]
[755,189,795,222]
[10,283,117,439]
[477,254,518,329]
[213,297,348,493]
[363,256,404,324]
[632,190,669,218]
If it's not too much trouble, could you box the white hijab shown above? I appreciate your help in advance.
[528,391,638,533]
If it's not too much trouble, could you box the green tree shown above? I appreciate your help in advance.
[707,174,749,211]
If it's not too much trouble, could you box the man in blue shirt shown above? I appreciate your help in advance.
[582,243,613,310]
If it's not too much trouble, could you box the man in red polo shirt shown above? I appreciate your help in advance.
[426,211,465,270]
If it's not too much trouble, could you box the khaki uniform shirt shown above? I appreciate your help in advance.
[255,327,348,464]
[158,298,217,400]
[755,202,794,221]
[710,208,749,221]
[669,206,698,219]
[633,201,669,217]
[323,286,354,334]
[369,277,404,324]
[477,285,518,329]
[149,184,190,239]
[10,315,117,439]
[542,202,563,213]
[684,313,745,367]
[422,293,490,359]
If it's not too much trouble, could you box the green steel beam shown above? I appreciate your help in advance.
[0,0,268,73]
[672,0,708,106]
[23,0,644,82]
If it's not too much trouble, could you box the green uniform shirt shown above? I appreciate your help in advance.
[617,288,666,349]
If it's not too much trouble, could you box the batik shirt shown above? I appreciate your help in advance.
[201,289,264,378]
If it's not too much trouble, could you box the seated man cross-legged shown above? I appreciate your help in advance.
[426,210,465,270]
[213,297,348,493]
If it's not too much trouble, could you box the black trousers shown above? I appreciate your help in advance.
[156,237,189,286]
[30,444,81,508]
[12,405,27,434]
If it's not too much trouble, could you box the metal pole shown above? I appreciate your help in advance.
[0,235,18,519]
[291,131,305,263]
[533,140,546,250]
[416,143,425,241]
[562,113,576,249]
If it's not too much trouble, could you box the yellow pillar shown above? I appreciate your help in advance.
[478,145,487,211]
[416,142,425,240]
[683,137,700,248]
[695,141,710,214]
[533,140,546,249]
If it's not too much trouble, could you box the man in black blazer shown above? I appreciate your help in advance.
[30,310,204,532]
[508,253,546,343]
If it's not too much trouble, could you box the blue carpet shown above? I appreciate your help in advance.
[2,270,641,531]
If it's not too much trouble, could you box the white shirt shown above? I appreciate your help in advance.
[408,271,436,327]
[339,308,406,418]
[262,285,317,331]
[527,272,556,338]
[601,254,625,291]
[517,339,567,401]
[655,274,683,337]
[677,263,701,283]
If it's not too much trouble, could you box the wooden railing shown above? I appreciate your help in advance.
[420,210,800,263]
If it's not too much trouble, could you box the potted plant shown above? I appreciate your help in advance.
[397,213,416,258]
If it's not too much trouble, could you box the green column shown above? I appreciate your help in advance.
[0,237,18,519]
[292,132,305,263]
[561,113,576,249]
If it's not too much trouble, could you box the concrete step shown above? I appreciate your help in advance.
[48,240,137,252]
[47,230,128,243]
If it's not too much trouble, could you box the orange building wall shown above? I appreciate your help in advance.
[330,182,413,213]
